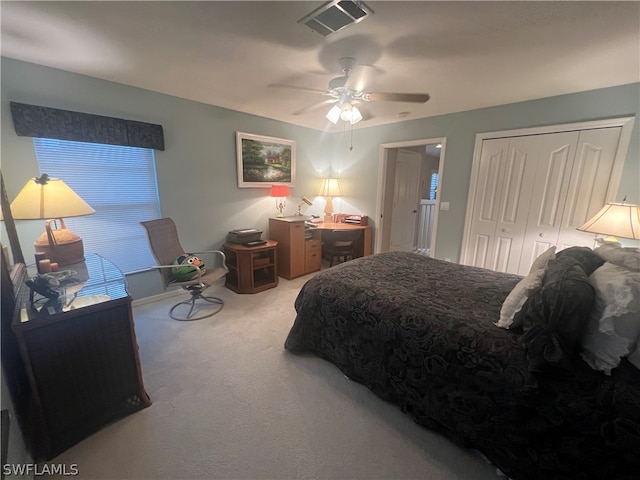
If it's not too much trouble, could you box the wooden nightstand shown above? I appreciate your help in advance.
[223,241,278,294]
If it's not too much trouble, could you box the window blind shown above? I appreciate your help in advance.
[33,138,161,274]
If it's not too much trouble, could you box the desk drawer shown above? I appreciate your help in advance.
[306,239,321,252]
[305,239,322,273]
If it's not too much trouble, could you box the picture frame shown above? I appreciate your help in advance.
[236,132,296,188]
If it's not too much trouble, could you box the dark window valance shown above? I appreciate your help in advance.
[10,102,165,151]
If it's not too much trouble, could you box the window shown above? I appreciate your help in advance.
[33,138,161,273]
[429,172,438,200]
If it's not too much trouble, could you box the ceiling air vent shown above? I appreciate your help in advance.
[298,1,373,37]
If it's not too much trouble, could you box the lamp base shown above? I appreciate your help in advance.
[34,226,85,266]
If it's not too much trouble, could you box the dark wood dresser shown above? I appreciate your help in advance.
[12,254,151,460]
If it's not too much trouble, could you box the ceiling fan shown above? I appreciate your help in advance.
[279,57,430,124]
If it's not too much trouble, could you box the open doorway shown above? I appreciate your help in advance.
[375,138,446,256]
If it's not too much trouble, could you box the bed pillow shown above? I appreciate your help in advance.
[555,246,605,275]
[580,245,640,374]
[519,256,596,373]
[594,242,640,271]
[495,247,555,330]
[528,246,557,273]
[629,342,640,370]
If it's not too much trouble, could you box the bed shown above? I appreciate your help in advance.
[284,250,640,480]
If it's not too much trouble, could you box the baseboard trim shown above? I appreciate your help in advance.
[132,289,185,307]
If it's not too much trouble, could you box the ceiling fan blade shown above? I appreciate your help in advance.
[344,64,376,92]
[292,99,336,116]
[268,83,329,95]
[364,92,430,103]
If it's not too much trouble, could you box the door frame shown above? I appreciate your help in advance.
[460,116,635,265]
[376,137,447,254]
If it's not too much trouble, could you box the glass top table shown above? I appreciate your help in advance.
[21,253,129,322]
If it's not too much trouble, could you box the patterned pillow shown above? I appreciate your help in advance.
[555,246,605,275]
[594,243,640,271]
[580,245,640,374]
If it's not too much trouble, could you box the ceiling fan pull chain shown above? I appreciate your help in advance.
[349,122,354,151]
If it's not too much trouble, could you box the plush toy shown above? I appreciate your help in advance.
[171,254,206,281]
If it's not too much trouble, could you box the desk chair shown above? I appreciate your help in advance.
[141,218,228,321]
[323,229,362,267]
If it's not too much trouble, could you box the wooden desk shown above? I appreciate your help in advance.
[314,222,372,257]
[268,217,372,280]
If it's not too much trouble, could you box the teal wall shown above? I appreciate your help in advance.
[2,57,639,299]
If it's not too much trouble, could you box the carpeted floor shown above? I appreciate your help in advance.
[49,272,503,480]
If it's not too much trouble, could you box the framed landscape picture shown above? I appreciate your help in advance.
[236,132,296,188]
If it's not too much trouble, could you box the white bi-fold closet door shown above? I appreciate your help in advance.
[461,118,633,276]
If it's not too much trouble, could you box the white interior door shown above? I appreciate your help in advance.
[390,149,421,251]
[515,131,580,275]
[464,138,510,269]
[554,127,623,251]
[464,134,573,273]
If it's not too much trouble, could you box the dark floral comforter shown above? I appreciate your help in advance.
[285,252,640,480]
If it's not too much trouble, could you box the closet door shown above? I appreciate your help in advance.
[465,133,576,273]
[554,127,623,250]
[518,127,622,273]
[516,131,579,275]
[493,133,577,273]
[464,138,510,269]
[463,120,631,275]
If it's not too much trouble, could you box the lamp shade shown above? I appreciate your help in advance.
[326,105,342,124]
[577,202,640,240]
[340,105,363,124]
[10,176,95,219]
[8,174,95,266]
[319,178,342,197]
[326,104,363,125]
[270,185,291,198]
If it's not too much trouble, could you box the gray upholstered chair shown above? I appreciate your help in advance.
[141,218,228,321]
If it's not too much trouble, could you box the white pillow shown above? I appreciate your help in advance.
[594,243,640,271]
[580,260,640,374]
[628,342,640,370]
[495,269,545,329]
[529,246,557,273]
[495,247,556,329]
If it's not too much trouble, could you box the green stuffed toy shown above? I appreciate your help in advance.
[171,254,206,281]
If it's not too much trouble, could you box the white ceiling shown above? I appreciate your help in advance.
[2,1,639,132]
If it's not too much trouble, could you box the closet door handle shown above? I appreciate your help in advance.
[539,233,544,237]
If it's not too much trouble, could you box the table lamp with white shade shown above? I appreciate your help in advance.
[577,200,640,243]
[8,174,95,266]
[319,178,342,223]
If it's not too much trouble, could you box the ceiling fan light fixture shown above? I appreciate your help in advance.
[340,104,362,124]
[326,104,342,124]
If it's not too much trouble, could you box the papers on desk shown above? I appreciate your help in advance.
[337,214,368,225]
